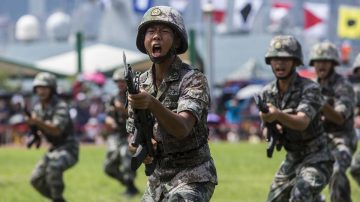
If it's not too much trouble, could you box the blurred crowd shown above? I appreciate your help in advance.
[0,75,110,146]
[0,74,266,146]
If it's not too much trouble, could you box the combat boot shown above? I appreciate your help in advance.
[52,197,66,202]
[123,181,139,198]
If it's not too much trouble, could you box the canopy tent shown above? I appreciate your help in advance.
[34,43,148,76]
[236,84,264,100]
[226,58,274,82]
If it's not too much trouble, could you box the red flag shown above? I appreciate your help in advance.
[202,0,227,24]
[270,2,292,24]
[303,2,328,39]
[212,0,227,24]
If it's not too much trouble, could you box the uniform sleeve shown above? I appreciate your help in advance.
[334,82,355,120]
[177,71,210,122]
[297,83,323,121]
[52,102,71,134]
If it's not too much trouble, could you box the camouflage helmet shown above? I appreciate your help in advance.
[112,68,125,81]
[309,42,340,66]
[265,35,303,66]
[352,53,360,74]
[33,72,57,93]
[136,6,188,54]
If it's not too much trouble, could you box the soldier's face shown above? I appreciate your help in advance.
[116,80,127,92]
[35,86,51,101]
[270,57,295,79]
[313,60,333,79]
[144,24,176,58]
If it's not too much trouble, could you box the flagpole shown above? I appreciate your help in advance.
[202,1,215,110]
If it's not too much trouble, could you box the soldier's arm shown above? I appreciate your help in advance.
[321,103,345,125]
[114,99,128,118]
[128,71,205,140]
[28,116,62,136]
[129,90,196,139]
[105,115,117,130]
[322,83,354,125]
[261,103,310,131]
[33,102,70,137]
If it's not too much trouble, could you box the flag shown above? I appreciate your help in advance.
[201,0,228,33]
[201,0,227,24]
[132,0,153,14]
[232,0,262,32]
[268,2,292,33]
[212,0,227,24]
[338,6,360,39]
[303,2,329,39]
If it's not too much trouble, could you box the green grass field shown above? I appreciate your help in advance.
[0,142,359,202]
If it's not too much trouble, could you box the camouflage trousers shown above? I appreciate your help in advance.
[350,149,360,186]
[103,135,135,185]
[328,135,357,202]
[141,181,215,202]
[266,150,333,202]
[30,144,79,200]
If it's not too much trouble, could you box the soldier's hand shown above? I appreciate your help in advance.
[143,138,157,165]
[260,103,280,123]
[261,127,268,139]
[275,123,284,134]
[128,89,153,110]
[128,134,137,154]
[114,100,127,114]
[25,112,38,125]
[261,123,284,139]
[355,116,360,128]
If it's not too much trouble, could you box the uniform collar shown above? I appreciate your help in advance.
[270,72,300,94]
[143,56,182,86]
[317,71,339,87]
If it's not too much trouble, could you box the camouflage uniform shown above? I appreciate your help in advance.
[350,53,360,186]
[29,72,79,202]
[103,69,137,195]
[127,57,217,202]
[263,36,333,202]
[128,6,217,201]
[309,42,357,202]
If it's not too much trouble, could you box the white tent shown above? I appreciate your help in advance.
[226,58,273,81]
[236,84,264,100]
[35,43,148,76]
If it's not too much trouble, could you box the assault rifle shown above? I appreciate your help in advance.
[254,94,282,158]
[22,104,41,149]
[123,51,156,176]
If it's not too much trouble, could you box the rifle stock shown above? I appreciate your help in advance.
[124,52,156,176]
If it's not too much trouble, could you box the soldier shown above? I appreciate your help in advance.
[127,6,217,201]
[27,72,79,202]
[103,68,139,197]
[260,35,333,202]
[350,53,360,186]
[309,42,357,202]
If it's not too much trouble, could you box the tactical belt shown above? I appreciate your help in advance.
[157,143,210,169]
[284,135,326,155]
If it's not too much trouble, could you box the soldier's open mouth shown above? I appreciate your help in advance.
[152,45,162,57]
